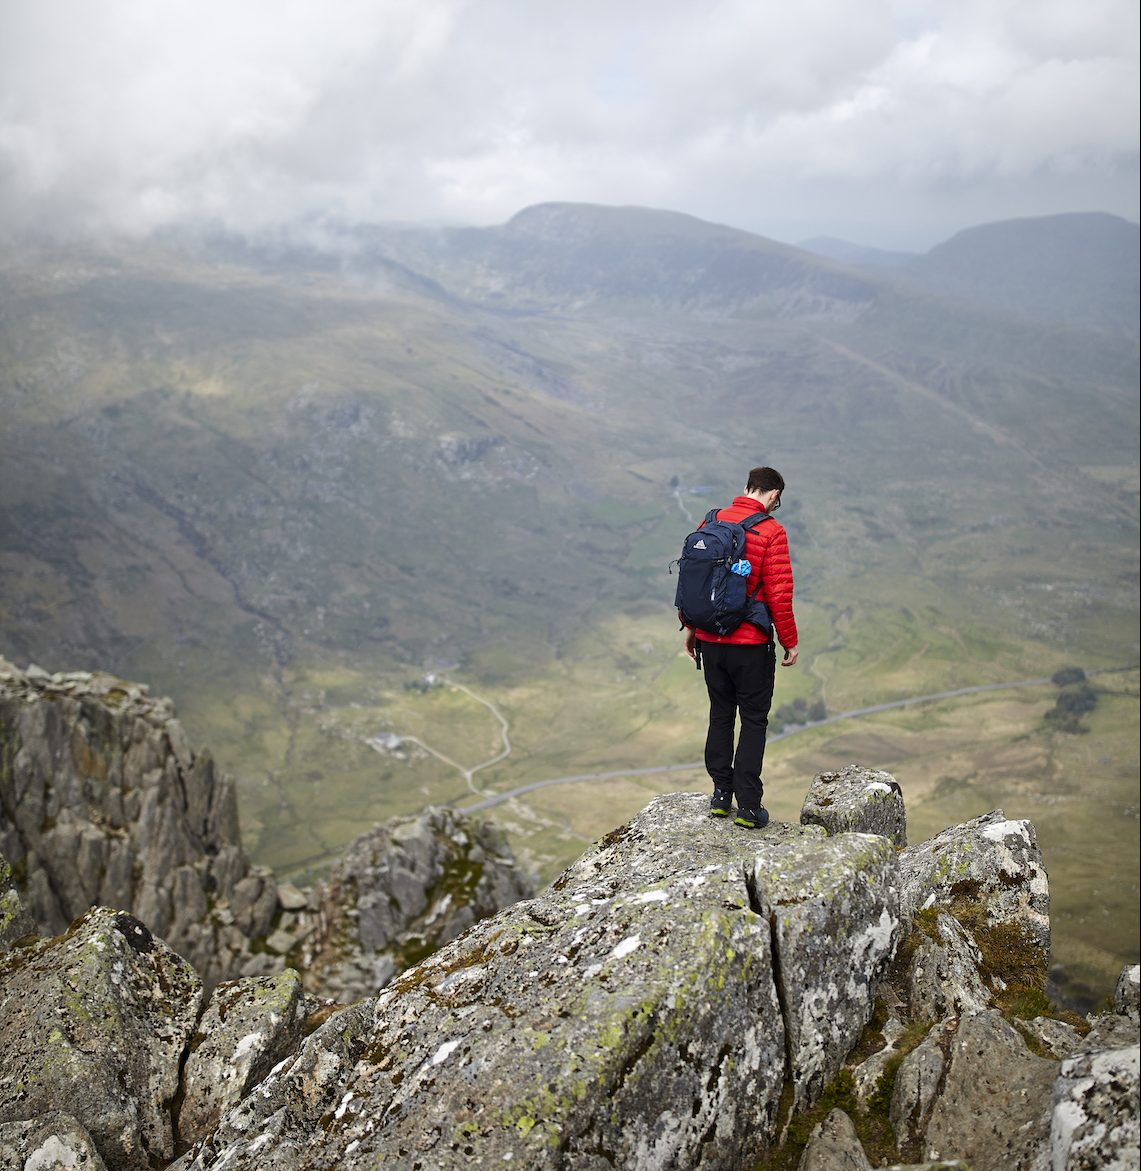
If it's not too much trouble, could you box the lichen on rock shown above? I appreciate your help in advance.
[0,906,203,1170]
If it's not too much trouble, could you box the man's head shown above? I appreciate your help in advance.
[745,466,785,511]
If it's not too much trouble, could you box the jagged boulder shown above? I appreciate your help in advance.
[171,793,902,1171]
[800,764,907,846]
[178,970,310,1147]
[922,1009,1059,1171]
[898,809,1051,969]
[889,1017,956,1153]
[295,806,536,1002]
[0,906,203,1171]
[1039,965,1141,1171]
[1115,965,1140,1016]
[918,1011,1063,1166]
[0,658,275,986]
[797,1108,870,1170]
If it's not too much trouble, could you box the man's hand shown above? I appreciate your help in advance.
[684,628,698,662]
[781,644,799,667]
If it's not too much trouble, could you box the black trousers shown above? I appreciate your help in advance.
[700,639,777,812]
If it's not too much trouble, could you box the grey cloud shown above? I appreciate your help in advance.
[0,0,1136,247]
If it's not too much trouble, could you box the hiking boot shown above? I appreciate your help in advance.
[710,789,734,818]
[734,805,769,829]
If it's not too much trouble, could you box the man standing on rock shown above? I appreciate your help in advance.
[682,466,798,828]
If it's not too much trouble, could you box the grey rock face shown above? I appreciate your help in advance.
[297,806,536,1002]
[890,1017,954,1154]
[172,794,901,1171]
[800,764,907,846]
[880,1162,972,1169]
[899,809,1051,968]
[1017,1015,1086,1060]
[0,906,203,1170]
[0,658,271,987]
[0,1111,110,1171]
[178,970,309,1146]
[1036,969,1141,1170]
[1084,1002,1141,1054]
[754,830,900,1111]
[922,1009,1058,1171]
[1114,964,1140,1018]
[1047,1045,1140,1170]
[901,911,992,1021]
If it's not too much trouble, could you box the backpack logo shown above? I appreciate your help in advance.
[671,509,774,637]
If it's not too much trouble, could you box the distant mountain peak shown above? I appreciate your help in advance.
[504,201,756,244]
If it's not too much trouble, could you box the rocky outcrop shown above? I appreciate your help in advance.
[0,663,1136,1171]
[4,779,1131,1171]
[291,806,535,1002]
[0,657,535,997]
[0,658,274,987]
[798,802,1139,1171]
[0,907,203,1170]
[801,764,907,846]
[167,795,901,1170]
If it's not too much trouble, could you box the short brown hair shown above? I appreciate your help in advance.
[746,466,785,494]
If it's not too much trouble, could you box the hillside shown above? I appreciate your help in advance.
[1,204,1138,978]
[914,212,1138,333]
[797,211,1139,335]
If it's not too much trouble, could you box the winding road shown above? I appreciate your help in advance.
[453,674,1061,813]
[388,666,1134,815]
[373,678,513,795]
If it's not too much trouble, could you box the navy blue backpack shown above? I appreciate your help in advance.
[672,509,773,637]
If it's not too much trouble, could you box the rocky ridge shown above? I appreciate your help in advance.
[0,665,1138,1170]
[0,655,534,997]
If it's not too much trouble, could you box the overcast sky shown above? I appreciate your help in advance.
[1,0,1137,250]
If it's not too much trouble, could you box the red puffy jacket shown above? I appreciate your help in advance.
[692,495,798,649]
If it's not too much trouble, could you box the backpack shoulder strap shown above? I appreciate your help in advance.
[739,511,772,531]
[738,512,773,602]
